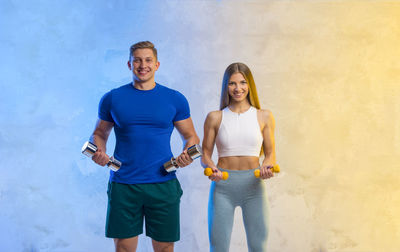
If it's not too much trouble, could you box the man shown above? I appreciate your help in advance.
[90,41,199,252]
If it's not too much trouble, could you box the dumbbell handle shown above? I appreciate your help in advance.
[81,141,121,172]
[164,144,202,172]
[204,167,229,180]
[254,165,280,178]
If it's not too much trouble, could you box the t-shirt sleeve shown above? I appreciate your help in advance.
[98,91,114,122]
[173,91,191,122]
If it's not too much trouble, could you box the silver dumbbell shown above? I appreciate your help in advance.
[81,141,121,172]
[164,144,202,172]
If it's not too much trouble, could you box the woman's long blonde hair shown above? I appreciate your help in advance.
[219,62,260,110]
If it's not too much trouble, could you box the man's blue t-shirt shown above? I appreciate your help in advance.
[98,83,190,184]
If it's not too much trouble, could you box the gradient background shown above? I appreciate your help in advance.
[1,0,399,251]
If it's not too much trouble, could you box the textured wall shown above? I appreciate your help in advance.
[1,1,399,251]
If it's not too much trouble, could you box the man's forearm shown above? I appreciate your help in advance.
[90,133,108,152]
[89,119,114,153]
[182,135,200,150]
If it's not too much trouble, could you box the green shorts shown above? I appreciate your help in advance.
[105,179,183,242]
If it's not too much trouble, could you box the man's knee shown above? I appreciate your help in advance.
[152,240,174,252]
[114,236,138,252]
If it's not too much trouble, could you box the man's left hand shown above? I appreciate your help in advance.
[175,149,193,167]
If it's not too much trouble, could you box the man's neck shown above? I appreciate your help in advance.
[133,80,156,90]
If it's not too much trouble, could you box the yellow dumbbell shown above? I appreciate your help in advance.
[254,165,280,178]
[204,167,229,180]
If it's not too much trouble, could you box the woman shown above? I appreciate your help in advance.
[201,62,276,252]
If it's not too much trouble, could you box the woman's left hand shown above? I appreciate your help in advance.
[259,165,274,180]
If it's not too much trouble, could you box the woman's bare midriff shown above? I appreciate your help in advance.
[217,156,260,170]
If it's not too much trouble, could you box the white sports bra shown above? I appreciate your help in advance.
[215,106,263,157]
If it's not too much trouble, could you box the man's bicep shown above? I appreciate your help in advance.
[93,119,114,137]
[174,117,197,140]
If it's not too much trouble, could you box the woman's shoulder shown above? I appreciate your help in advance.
[206,110,222,120]
[204,110,223,127]
[256,108,273,118]
[256,108,274,126]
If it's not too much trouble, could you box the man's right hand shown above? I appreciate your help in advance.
[92,151,110,166]
[90,119,115,166]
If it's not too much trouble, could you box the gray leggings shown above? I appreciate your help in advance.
[208,167,269,252]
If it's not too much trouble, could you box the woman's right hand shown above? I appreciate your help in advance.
[208,166,224,182]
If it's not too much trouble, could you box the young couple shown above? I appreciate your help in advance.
[89,41,276,252]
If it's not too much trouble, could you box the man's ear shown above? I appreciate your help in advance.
[127,60,132,70]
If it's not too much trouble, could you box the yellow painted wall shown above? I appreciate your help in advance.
[251,2,400,252]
